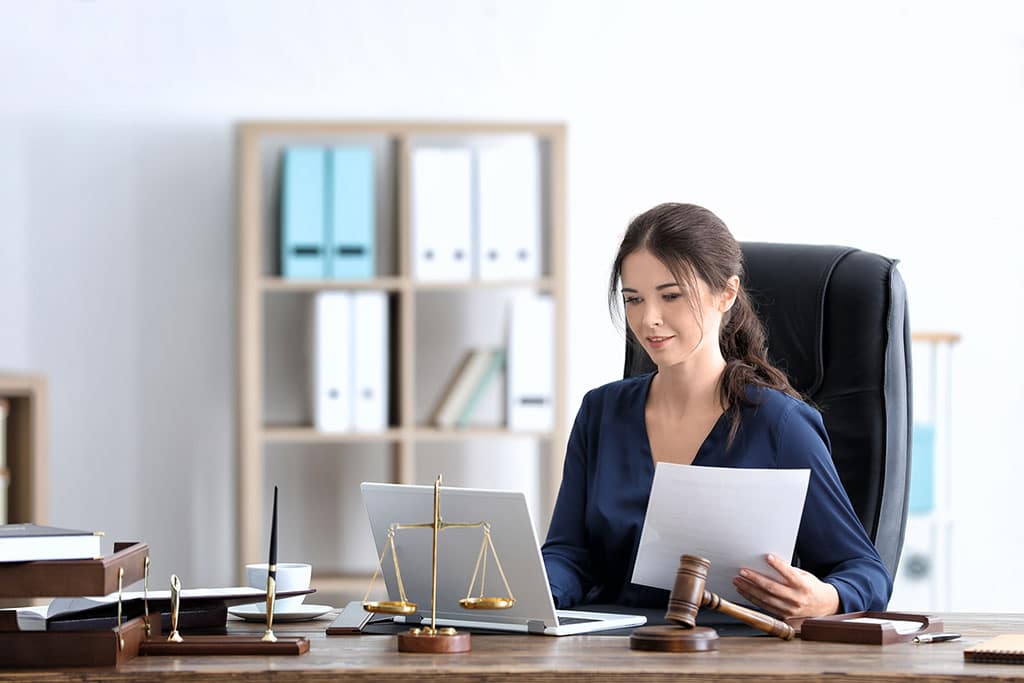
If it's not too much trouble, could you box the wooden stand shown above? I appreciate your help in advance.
[630,625,720,652]
[397,628,471,654]
[140,635,310,656]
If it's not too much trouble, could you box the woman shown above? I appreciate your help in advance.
[541,203,891,618]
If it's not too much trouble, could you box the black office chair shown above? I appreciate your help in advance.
[623,243,912,579]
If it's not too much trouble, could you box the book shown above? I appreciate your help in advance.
[455,350,506,428]
[0,524,102,563]
[431,349,495,429]
[964,634,1024,664]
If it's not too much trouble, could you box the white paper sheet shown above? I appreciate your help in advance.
[632,463,810,606]
[846,617,923,635]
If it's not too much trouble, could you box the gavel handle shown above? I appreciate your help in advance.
[702,591,795,640]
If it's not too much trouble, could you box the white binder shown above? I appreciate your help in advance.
[507,293,554,431]
[351,291,389,431]
[411,146,473,281]
[476,137,541,280]
[313,292,352,432]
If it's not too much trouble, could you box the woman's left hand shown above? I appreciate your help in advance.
[732,554,840,618]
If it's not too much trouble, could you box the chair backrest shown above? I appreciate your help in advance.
[623,242,912,578]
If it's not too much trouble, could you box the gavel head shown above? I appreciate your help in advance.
[665,555,711,628]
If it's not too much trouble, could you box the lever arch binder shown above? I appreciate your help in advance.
[507,293,554,431]
[329,146,376,279]
[412,146,473,281]
[313,291,353,432]
[351,290,389,430]
[281,146,327,279]
[477,136,541,280]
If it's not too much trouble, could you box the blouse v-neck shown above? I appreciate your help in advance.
[638,371,729,471]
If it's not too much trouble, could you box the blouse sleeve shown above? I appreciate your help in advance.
[777,400,893,612]
[541,392,595,609]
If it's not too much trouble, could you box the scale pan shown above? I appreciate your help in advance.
[459,597,515,610]
[363,600,418,615]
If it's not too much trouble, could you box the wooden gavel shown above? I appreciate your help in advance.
[667,555,794,640]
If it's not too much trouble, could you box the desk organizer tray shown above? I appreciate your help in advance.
[798,611,943,645]
[0,541,150,598]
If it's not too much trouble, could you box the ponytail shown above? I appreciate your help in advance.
[718,288,801,445]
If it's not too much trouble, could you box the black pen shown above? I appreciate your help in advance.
[262,485,279,642]
[914,632,961,643]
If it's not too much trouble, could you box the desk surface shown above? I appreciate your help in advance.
[2,612,1023,681]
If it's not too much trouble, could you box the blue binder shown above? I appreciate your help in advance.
[281,147,327,278]
[908,423,936,514]
[328,146,375,279]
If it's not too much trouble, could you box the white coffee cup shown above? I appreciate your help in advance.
[245,562,312,612]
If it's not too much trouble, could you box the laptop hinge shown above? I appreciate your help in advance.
[527,619,547,634]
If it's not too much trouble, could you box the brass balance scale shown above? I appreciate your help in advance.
[362,475,516,653]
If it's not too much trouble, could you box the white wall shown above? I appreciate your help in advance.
[1,0,1021,610]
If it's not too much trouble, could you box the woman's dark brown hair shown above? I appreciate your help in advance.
[608,202,801,444]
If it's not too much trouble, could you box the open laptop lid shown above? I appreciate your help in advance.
[361,482,562,630]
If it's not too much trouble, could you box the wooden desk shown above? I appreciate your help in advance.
[1,613,1022,681]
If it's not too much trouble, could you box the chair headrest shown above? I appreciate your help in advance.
[741,242,858,396]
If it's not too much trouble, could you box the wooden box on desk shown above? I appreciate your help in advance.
[0,541,158,668]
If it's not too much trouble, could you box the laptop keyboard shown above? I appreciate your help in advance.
[556,616,601,626]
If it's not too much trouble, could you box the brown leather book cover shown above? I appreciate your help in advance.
[964,634,1024,664]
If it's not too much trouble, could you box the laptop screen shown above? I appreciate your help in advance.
[361,482,561,628]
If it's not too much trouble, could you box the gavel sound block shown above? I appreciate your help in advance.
[630,555,796,652]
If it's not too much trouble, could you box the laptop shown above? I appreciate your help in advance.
[361,482,646,635]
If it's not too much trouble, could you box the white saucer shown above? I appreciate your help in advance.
[228,603,335,623]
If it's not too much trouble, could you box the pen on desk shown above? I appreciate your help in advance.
[914,632,961,643]
[261,485,278,643]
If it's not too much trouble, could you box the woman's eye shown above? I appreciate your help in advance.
[623,296,640,305]
[663,293,682,301]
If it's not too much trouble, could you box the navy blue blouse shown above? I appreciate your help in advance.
[541,372,892,612]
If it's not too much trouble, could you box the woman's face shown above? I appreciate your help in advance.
[620,249,733,368]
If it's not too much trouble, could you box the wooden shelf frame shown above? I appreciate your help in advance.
[0,372,47,526]
[236,121,567,579]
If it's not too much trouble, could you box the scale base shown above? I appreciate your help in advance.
[630,625,720,652]
[397,628,471,653]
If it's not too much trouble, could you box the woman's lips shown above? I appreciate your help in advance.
[646,335,674,350]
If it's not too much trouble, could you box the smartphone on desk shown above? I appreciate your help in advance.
[326,600,378,635]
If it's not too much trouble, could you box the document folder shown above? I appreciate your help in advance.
[477,137,542,280]
[351,291,389,431]
[329,146,376,279]
[412,146,473,281]
[313,292,353,432]
[507,293,554,431]
[281,147,327,279]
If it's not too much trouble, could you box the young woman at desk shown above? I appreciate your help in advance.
[541,203,891,619]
